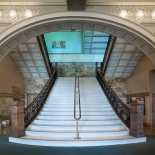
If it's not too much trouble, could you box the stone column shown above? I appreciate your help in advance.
[10,87,25,137]
[130,97,144,137]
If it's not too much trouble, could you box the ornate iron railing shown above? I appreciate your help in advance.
[24,70,57,128]
[96,70,130,127]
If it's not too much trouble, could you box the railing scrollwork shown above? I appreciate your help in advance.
[24,70,57,128]
[96,70,130,127]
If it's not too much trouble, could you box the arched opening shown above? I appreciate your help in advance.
[0,11,154,146]
[0,12,154,64]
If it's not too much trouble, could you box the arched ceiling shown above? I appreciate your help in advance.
[105,37,143,79]
[10,34,144,81]
[0,12,154,66]
[10,37,48,79]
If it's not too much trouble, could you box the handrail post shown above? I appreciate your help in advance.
[130,97,144,137]
[11,87,25,137]
[74,76,81,140]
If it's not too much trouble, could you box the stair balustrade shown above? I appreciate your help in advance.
[25,70,57,128]
[96,70,130,127]
[96,70,144,137]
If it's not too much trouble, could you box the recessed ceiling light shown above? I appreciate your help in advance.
[136,10,144,18]
[9,9,17,18]
[25,9,33,18]
[0,11,2,17]
[119,10,128,18]
[151,10,155,20]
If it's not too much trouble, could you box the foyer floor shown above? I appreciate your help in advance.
[0,136,155,155]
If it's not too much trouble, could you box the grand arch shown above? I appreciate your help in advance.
[0,11,155,65]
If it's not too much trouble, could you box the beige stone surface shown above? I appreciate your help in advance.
[127,56,155,94]
[0,55,24,119]
[0,55,24,94]
[0,97,12,119]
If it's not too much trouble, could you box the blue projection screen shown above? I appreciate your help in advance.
[44,32,82,53]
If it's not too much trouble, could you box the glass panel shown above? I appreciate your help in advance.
[44,31,110,62]
[44,32,82,54]
[92,37,109,42]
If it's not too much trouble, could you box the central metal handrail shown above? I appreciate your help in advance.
[74,76,81,139]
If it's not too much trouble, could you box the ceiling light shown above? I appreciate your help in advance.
[151,10,155,20]
[9,9,17,18]
[119,10,128,18]
[0,11,2,17]
[136,10,144,18]
[25,9,33,18]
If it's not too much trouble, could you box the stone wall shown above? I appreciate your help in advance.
[57,63,96,77]
[0,55,24,120]
[126,55,155,126]
[106,56,155,126]
[0,97,12,120]
[127,56,155,94]
[0,55,24,94]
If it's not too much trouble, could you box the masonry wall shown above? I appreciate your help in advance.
[0,55,24,119]
[127,56,155,126]
[57,63,96,77]
[0,55,24,94]
[107,56,155,126]
[127,56,155,95]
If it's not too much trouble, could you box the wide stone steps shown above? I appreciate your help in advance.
[42,106,112,111]
[36,115,118,120]
[28,124,126,132]
[40,108,114,112]
[32,119,123,126]
[9,77,146,146]
[39,112,116,116]
[43,106,110,109]
[25,130,129,140]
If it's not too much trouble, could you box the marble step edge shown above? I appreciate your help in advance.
[9,136,146,147]
[27,126,127,132]
[25,130,129,137]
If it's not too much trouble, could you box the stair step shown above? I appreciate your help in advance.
[36,115,118,121]
[39,112,115,116]
[37,114,117,120]
[28,125,126,132]
[25,130,129,140]
[42,107,112,111]
[43,104,111,107]
[40,111,114,115]
[33,119,122,126]
[17,77,131,146]
[42,106,111,109]
[25,131,76,139]
[80,131,129,139]
[41,109,114,112]
[9,136,146,147]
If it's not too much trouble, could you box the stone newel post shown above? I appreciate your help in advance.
[130,97,144,137]
[11,87,25,137]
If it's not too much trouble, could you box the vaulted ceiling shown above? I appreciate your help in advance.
[105,37,143,79]
[10,37,49,79]
[9,32,144,82]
